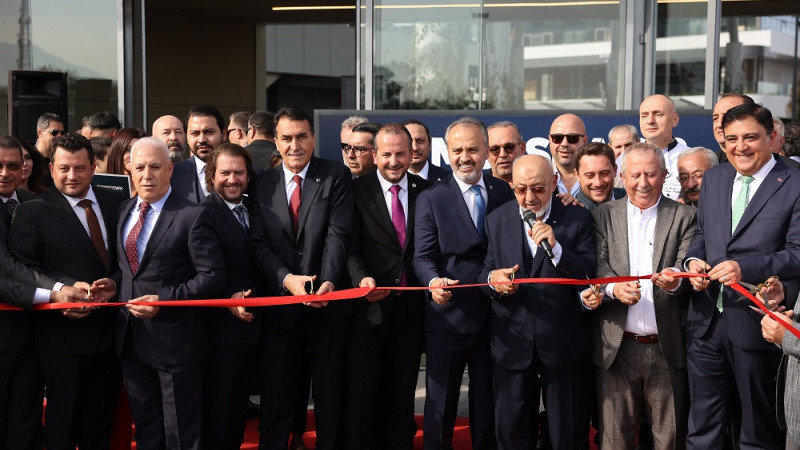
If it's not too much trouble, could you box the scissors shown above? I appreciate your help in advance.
[586,276,601,297]
[737,276,779,315]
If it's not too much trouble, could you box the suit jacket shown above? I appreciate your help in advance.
[170,156,206,204]
[413,174,514,335]
[245,139,277,171]
[202,192,262,348]
[249,157,353,331]
[348,171,431,330]
[685,159,800,351]
[10,186,124,355]
[478,198,596,370]
[426,163,448,183]
[115,193,225,366]
[778,295,800,442]
[591,196,696,372]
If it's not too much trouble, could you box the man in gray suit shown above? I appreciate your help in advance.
[582,142,696,449]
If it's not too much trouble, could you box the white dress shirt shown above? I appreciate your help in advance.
[452,175,487,231]
[731,155,776,210]
[282,162,310,205]
[409,161,431,180]
[194,156,209,197]
[122,188,171,264]
[62,186,109,249]
[377,172,409,226]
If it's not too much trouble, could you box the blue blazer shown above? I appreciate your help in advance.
[413,174,514,334]
[685,158,800,351]
[478,198,596,370]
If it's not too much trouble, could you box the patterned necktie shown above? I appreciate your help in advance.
[233,204,249,233]
[470,185,486,237]
[5,198,18,216]
[125,202,150,274]
[717,175,755,313]
[289,175,302,235]
[390,185,407,286]
[78,199,109,269]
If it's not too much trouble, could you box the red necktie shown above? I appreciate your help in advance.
[125,202,150,274]
[289,175,302,235]
[78,199,109,269]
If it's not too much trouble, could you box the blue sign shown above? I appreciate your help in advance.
[314,109,716,168]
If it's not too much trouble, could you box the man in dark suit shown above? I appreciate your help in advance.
[403,119,447,182]
[116,137,225,450]
[170,105,226,203]
[245,110,278,170]
[574,142,627,210]
[478,154,595,449]
[346,123,431,449]
[582,143,696,449]
[10,133,124,450]
[0,135,87,450]
[685,103,800,449]
[413,117,513,450]
[249,106,353,450]
[201,143,262,449]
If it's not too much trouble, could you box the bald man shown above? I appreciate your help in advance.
[639,94,688,200]
[151,115,187,163]
[548,114,587,197]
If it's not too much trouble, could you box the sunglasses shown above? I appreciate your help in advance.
[549,133,584,144]
[489,143,518,156]
[513,185,549,196]
[0,162,23,171]
[45,129,64,137]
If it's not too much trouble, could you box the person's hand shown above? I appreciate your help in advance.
[51,286,94,319]
[761,310,794,344]
[556,192,582,207]
[431,277,459,305]
[708,260,742,287]
[127,294,160,319]
[688,259,711,292]
[73,281,91,292]
[613,280,641,305]
[652,269,680,291]
[757,276,785,312]
[284,274,316,297]
[581,287,603,310]
[305,281,333,308]
[489,265,519,296]
[529,219,556,250]
[88,278,117,302]
[361,277,390,303]
[229,289,254,322]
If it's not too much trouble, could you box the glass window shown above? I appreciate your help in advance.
[654,1,707,109]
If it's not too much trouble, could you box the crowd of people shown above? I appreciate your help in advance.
[0,92,798,450]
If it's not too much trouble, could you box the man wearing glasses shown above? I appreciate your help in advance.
[35,112,65,160]
[343,122,378,178]
[487,121,526,185]
[548,114,587,197]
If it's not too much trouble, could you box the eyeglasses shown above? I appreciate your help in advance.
[227,128,243,135]
[342,144,374,156]
[0,162,23,171]
[45,129,64,137]
[513,184,549,196]
[678,173,703,183]
[549,133,584,144]
[489,143,518,156]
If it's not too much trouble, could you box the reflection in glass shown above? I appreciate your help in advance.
[655,1,707,109]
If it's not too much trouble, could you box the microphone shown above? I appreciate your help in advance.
[522,209,554,260]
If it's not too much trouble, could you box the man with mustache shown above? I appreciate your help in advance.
[677,147,718,208]
[487,121,525,185]
[414,117,513,450]
[639,94,688,201]
[549,114,587,197]
[170,105,226,203]
[151,115,187,163]
[403,119,447,182]
[574,142,626,210]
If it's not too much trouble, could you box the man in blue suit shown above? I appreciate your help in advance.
[479,154,596,449]
[413,117,513,450]
[685,103,800,449]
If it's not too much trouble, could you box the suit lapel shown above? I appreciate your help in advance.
[406,177,424,249]
[653,197,676,273]
[717,165,735,240]
[138,197,179,272]
[212,192,248,240]
[296,160,322,240]
[47,189,104,267]
[732,163,790,240]
[190,157,202,203]
[269,169,295,240]
[446,177,479,238]
[610,199,631,276]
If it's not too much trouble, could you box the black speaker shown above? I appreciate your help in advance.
[8,70,68,144]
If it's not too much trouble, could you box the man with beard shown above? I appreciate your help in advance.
[487,121,525,185]
[574,142,626,210]
[201,143,261,449]
[549,114,588,197]
[171,105,226,203]
[404,119,448,182]
[152,115,187,163]
[677,147,718,207]
[414,117,513,450]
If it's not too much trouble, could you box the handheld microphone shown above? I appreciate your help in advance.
[522,209,554,259]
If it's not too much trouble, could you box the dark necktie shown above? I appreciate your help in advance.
[389,185,407,286]
[5,198,18,216]
[125,202,151,274]
[233,204,249,233]
[78,199,109,269]
[289,175,302,235]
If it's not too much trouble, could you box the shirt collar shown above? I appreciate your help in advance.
[193,155,206,172]
[736,154,777,184]
[282,161,310,184]
[453,173,486,195]
[223,198,244,210]
[135,187,171,213]
[626,196,661,216]
[518,201,552,224]
[377,171,408,194]
[62,185,98,208]
[0,191,19,203]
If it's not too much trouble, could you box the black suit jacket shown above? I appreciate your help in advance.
[115,193,225,365]
[413,174,514,334]
[478,199,596,370]
[245,139,277,171]
[348,172,431,330]
[170,156,206,204]
[249,157,353,331]
[202,192,262,348]
[426,163,448,183]
[10,186,124,355]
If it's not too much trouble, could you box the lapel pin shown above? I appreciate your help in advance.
[778,177,783,183]
[315,178,321,182]
[489,185,494,190]
[411,183,417,188]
